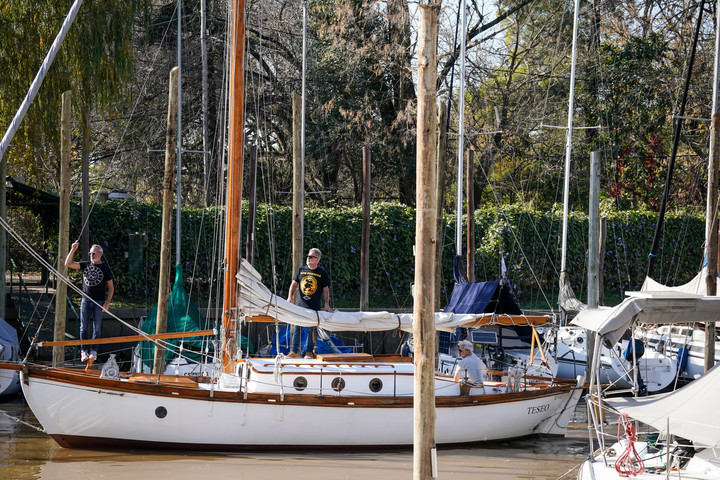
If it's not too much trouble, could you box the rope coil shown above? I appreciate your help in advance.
[614,412,645,476]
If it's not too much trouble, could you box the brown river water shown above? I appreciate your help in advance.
[0,396,589,479]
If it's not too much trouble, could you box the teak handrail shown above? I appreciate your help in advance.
[37,329,216,347]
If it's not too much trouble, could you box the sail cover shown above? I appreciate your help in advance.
[138,264,219,368]
[641,267,709,295]
[605,362,720,448]
[443,280,521,315]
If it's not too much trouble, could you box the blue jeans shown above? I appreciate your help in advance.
[80,298,103,354]
[290,326,315,355]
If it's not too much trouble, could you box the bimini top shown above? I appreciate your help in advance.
[605,361,720,448]
[570,292,720,345]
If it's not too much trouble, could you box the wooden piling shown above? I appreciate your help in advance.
[54,90,71,367]
[154,66,179,375]
[414,4,439,479]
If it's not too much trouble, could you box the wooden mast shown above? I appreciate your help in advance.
[222,0,246,371]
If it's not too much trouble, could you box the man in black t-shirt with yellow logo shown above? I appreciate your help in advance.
[286,248,332,358]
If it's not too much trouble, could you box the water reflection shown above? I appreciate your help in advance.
[0,395,588,480]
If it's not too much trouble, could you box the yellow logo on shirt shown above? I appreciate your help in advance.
[300,276,318,296]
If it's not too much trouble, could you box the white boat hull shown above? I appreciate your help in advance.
[11,359,582,450]
[554,327,677,392]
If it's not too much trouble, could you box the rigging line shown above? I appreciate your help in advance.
[536,0,570,136]
[21,290,56,363]
[0,409,45,433]
[609,220,631,291]
[20,291,55,360]
[444,0,463,134]
[647,0,706,280]
[474,160,555,312]
[76,0,179,241]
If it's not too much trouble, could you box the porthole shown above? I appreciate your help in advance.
[331,377,345,392]
[155,406,168,419]
[293,376,308,391]
[369,378,383,393]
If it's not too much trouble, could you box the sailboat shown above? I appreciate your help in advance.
[0,0,583,450]
[440,0,556,381]
[632,0,720,385]
[547,0,678,393]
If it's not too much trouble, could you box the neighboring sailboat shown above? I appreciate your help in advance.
[444,0,555,380]
[637,268,720,383]
[0,318,20,396]
[546,0,678,393]
[573,293,720,479]
[632,0,720,384]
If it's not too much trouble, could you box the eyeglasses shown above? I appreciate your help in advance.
[307,255,317,259]
[89,252,98,256]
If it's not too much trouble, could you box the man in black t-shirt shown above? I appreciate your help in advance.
[286,248,332,358]
[65,240,114,371]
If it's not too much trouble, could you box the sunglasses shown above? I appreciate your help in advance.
[307,255,317,259]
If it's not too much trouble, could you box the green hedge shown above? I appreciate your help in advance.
[24,201,705,310]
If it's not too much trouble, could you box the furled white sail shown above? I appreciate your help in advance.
[236,259,536,332]
[571,292,720,345]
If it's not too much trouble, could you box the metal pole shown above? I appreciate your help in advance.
[176,0,183,264]
[455,0,466,257]
[560,0,580,274]
[301,0,307,211]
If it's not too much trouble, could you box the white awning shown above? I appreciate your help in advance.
[605,362,720,448]
[570,293,720,345]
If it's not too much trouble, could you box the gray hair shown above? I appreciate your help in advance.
[91,244,104,254]
[458,340,474,352]
[308,248,322,259]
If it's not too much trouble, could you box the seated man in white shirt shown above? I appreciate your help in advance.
[454,339,487,387]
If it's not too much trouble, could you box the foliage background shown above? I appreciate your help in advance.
[9,200,704,311]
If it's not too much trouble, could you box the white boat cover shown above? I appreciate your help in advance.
[236,259,535,332]
[641,267,711,296]
[570,293,720,345]
[605,362,720,448]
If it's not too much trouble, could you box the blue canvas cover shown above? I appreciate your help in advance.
[270,325,353,356]
[443,280,522,315]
